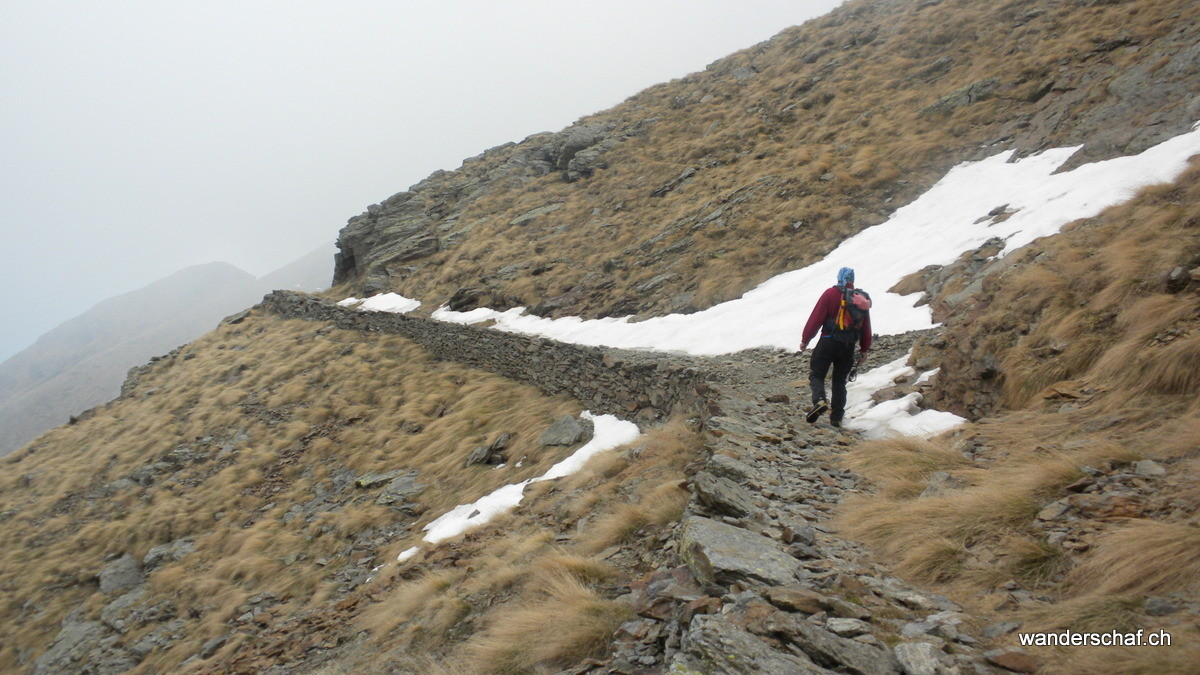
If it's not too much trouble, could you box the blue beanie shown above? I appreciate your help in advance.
[837,267,855,286]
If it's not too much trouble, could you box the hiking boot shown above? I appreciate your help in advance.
[805,400,828,424]
[830,418,842,429]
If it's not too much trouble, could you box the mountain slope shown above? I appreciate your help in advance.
[0,244,333,456]
[331,0,1200,323]
[2,0,1199,672]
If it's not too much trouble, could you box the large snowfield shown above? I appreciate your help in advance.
[356,122,1200,552]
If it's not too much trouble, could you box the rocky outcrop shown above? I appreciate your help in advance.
[332,120,645,294]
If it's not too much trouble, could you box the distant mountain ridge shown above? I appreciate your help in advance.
[0,244,334,456]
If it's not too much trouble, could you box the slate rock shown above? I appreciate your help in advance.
[376,471,426,507]
[101,588,147,633]
[540,415,593,446]
[691,471,756,518]
[200,635,228,659]
[131,618,186,658]
[678,516,804,587]
[784,615,901,675]
[706,454,756,482]
[981,621,1021,639]
[827,617,872,637]
[354,469,405,489]
[669,615,826,674]
[464,445,492,466]
[98,554,143,594]
[32,620,110,674]
[984,648,1037,673]
[143,538,196,570]
[1134,460,1166,477]
[894,642,956,675]
[763,586,833,614]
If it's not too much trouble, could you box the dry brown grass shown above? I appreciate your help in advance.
[838,149,1200,664]
[838,428,1143,588]
[0,312,602,673]
[1039,640,1200,675]
[339,417,701,673]
[1068,521,1200,598]
[461,572,635,673]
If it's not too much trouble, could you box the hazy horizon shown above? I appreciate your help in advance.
[0,1,843,363]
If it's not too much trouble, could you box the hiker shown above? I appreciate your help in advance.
[799,267,872,428]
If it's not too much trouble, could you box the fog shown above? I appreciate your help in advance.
[0,0,842,362]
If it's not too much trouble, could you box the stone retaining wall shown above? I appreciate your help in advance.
[258,291,710,424]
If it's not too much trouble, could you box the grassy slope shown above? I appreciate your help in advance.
[4,0,1200,672]
[838,163,1200,671]
[0,314,609,672]
[344,0,1200,323]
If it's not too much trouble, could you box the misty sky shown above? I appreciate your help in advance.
[0,0,843,362]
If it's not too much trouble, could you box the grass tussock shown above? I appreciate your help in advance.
[462,572,635,673]
[1067,521,1200,597]
[840,437,973,499]
[838,428,1140,587]
[1039,641,1200,675]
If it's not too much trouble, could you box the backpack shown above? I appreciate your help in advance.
[825,285,872,343]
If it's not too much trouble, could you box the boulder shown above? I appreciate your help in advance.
[101,588,176,634]
[32,621,112,674]
[706,454,757,482]
[669,615,826,674]
[143,538,196,570]
[763,586,833,614]
[691,471,756,518]
[678,516,803,587]
[98,554,143,594]
[540,415,593,446]
[894,642,956,675]
[376,471,426,507]
[783,618,901,675]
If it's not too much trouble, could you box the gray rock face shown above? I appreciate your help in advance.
[894,642,955,675]
[355,469,406,489]
[32,618,138,675]
[33,620,109,674]
[705,454,756,483]
[920,77,1000,117]
[101,588,176,633]
[691,471,756,518]
[677,516,802,587]
[143,538,196,570]
[98,554,143,594]
[540,414,593,446]
[670,615,826,674]
[784,618,901,675]
[375,471,426,508]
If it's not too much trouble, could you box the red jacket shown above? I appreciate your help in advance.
[802,285,872,352]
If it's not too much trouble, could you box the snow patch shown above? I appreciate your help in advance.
[398,412,639,555]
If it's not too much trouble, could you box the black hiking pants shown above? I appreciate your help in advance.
[809,336,856,423]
